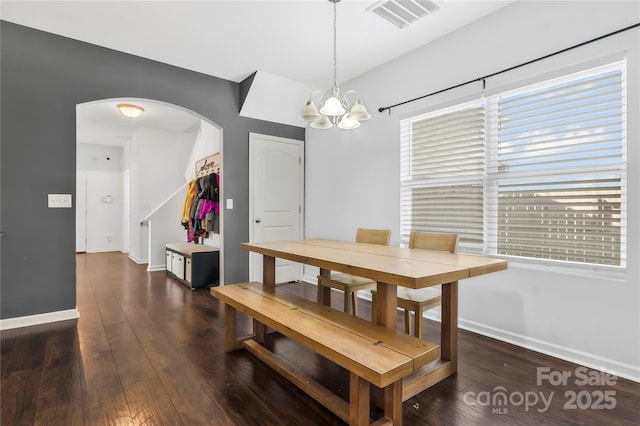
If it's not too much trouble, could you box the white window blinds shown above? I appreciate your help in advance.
[401,60,626,268]
[489,63,626,266]
[400,102,485,247]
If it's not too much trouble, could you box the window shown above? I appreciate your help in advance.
[401,61,626,268]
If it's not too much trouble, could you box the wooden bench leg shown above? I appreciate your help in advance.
[350,373,370,426]
[224,304,239,352]
[254,319,265,344]
[384,380,402,425]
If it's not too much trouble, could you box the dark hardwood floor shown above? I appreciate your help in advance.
[1,252,638,425]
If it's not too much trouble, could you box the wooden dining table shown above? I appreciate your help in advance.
[241,238,507,400]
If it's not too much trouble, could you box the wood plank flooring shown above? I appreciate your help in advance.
[1,252,638,425]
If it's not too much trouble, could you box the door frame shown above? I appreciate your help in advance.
[76,171,87,252]
[248,133,305,280]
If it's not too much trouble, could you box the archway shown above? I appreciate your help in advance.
[76,98,224,284]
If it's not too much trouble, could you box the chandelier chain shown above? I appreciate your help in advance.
[298,0,370,129]
[333,0,337,91]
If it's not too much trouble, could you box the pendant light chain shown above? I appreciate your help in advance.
[332,0,338,94]
[298,0,371,130]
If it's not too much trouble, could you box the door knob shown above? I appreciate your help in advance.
[255,218,262,223]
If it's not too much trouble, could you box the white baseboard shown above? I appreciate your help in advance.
[0,308,80,331]
[147,264,166,272]
[302,278,639,383]
[87,248,121,253]
[128,254,148,264]
[454,316,640,384]
[303,273,319,284]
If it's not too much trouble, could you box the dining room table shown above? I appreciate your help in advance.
[241,238,508,400]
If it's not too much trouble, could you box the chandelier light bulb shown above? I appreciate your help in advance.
[347,100,371,121]
[299,100,321,121]
[338,115,361,130]
[311,114,334,129]
[320,96,346,117]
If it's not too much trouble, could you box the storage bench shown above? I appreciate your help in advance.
[166,243,219,289]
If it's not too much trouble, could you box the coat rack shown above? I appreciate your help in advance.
[195,152,221,178]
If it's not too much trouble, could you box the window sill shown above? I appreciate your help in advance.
[494,255,627,282]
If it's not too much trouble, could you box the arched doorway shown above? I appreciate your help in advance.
[76,98,224,283]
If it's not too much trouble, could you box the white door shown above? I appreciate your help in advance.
[76,171,87,252]
[249,133,304,283]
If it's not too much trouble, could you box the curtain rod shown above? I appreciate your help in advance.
[378,22,639,114]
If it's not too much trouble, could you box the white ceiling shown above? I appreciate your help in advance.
[76,99,202,146]
[1,0,517,144]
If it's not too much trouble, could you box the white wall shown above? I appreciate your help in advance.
[304,1,640,381]
[77,143,124,253]
[184,120,222,181]
[85,171,123,252]
[147,185,189,270]
[128,127,197,262]
[77,143,124,172]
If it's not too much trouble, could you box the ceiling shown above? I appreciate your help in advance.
[1,0,517,144]
[76,99,202,146]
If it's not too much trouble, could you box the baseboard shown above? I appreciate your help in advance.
[303,273,319,284]
[128,254,148,264]
[455,316,640,384]
[147,264,166,272]
[302,278,639,383]
[87,248,121,253]
[0,308,80,331]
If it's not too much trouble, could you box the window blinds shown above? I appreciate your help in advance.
[401,60,626,267]
[489,64,625,266]
[400,103,485,246]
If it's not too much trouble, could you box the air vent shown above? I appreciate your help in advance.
[368,0,441,29]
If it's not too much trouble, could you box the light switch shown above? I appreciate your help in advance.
[48,193,72,208]
[226,199,234,209]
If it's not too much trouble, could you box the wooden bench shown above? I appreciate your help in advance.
[211,282,440,425]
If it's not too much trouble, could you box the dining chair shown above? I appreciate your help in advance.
[316,228,391,316]
[373,230,459,338]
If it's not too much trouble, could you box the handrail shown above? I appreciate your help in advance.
[140,180,189,225]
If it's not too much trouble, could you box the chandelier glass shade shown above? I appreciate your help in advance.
[299,0,370,130]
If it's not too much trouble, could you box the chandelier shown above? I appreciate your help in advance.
[299,0,370,130]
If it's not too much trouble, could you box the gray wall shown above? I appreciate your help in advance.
[0,21,305,320]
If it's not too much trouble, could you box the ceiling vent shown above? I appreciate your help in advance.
[367,0,441,29]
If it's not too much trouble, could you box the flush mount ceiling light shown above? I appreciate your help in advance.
[299,0,370,130]
[117,103,145,119]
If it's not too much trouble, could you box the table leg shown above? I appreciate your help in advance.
[263,255,276,291]
[373,281,398,412]
[317,267,332,307]
[374,282,397,331]
[401,281,459,401]
[441,281,458,373]
[255,255,277,342]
